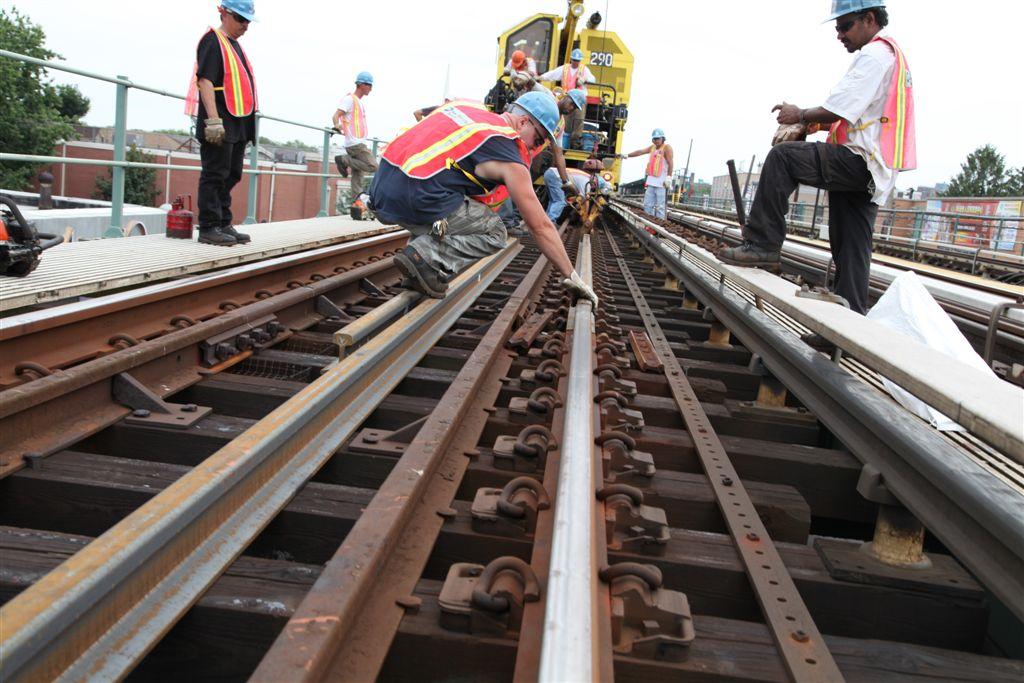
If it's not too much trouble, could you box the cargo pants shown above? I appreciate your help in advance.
[337,143,379,199]
[743,141,877,314]
[398,199,508,279]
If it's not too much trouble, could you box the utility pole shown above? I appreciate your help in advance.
[682,138,693,195]
[741,153,756,202]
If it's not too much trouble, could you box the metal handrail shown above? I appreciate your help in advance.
[0,48,385,233]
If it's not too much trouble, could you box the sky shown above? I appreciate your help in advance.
[5,0,1023,192]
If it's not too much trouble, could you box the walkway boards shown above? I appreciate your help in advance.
[0,216,398,311]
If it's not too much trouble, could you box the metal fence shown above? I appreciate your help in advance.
[0,49,384,236]
[637,191,1024,255]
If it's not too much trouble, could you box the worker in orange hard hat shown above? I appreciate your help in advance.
[504,49,538,77]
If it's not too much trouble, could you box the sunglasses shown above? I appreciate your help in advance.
[229,10,250,24]
[835,13,865,34]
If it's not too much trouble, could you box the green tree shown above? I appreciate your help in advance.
[1005,166,1024,196]
[0,8,91,190]
[942,144,1014,197]
[94,144,158,206]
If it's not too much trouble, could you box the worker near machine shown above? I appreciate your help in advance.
[718,1,915,316]
[186,0,258,246]
[503,49,538,78]
[333,72,377,206]
[548,165,611,223]
[622,129,673,219]
[541,90,588,222]
[538,48,594,148]
[369,93,598,306]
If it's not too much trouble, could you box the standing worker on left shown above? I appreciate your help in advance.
[187,0,258,246]
[333,73,378,212]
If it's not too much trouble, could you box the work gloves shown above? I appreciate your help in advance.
[562,270,599,308]
[204,118,226,145]
[771,123,806,147]
[562,181,581,198]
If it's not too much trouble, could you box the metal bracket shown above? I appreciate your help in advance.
[602,563,694,661]
[315,295,354,322]
[112,372,212,429]
[470,477,550,537]
[437,558,539,636]
[199,314,282,366]
[600,486,669,555]
[796,284,850,308]
[359,278,387,298]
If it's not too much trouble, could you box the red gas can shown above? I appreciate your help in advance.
[166,195,194,239]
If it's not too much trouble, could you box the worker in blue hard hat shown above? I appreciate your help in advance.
[185,0,258,246]
[718,1,916,321]
[541,89,590,223]
[369,92,597,306]
[538,48,594,149]
[621,129,674,219]
[333,72,377,214]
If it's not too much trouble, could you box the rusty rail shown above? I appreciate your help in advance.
[603,228,844,681]
[0,242,520,681]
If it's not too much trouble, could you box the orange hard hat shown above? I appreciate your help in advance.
[510,50,527,68]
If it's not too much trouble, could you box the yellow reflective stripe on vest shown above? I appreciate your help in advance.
[213,28,246,116]
[398,122,518,175]
[892,47,907,168]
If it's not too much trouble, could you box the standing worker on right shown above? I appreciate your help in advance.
[622,129,673,219]
[333,72,377,209]
[718,1,915,316]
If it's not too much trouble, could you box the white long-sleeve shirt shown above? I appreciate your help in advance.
[538,63,595,87]
[822,35,899,205]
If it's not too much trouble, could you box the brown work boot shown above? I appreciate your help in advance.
[717,241,781,267]
[393,246,448,299]
[197,226,237,246]
[222,225,251,244]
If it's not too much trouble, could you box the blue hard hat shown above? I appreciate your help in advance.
[512,91,561,140]
[651,128,665,140]
[566,88,586,112]
[221,0,256,21]
[355,71,374,85]
[824,0,884,22]
[570,48,584,61]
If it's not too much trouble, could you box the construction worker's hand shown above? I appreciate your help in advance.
[204,118,226,145]
[562,270,599,308]
[772,102,802,125]
[562,181,580,198]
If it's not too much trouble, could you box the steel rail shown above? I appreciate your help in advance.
[0,230,405,387]
[251,235,556,682]
[610,203,1024,621]
[601,228,844,681]
[0,242,520,682]
[0,257,396,479]
[538,234,610,682]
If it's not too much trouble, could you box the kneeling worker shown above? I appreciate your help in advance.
[369,93,598,306]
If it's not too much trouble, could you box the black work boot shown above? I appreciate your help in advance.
[222,225,251,244]
[334,154,350,178]
[717,240,782,268]
[393,246,448,299]
[197,226,237,246]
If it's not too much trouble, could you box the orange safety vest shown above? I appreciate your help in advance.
[382,101,530,211]
[343,93,368,139]
[185,28,257,117]
[828,36,915,171]
[646,145,667,177]
[562,63,581,90]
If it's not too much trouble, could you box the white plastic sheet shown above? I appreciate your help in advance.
[865,270,997,431]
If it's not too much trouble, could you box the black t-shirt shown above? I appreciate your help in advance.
[370,137,526,226]
[195,30,256,144]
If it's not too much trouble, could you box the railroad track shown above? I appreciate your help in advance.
[659,199,1024,284]
[1,212,1022,681]
[617,197,1024,374]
